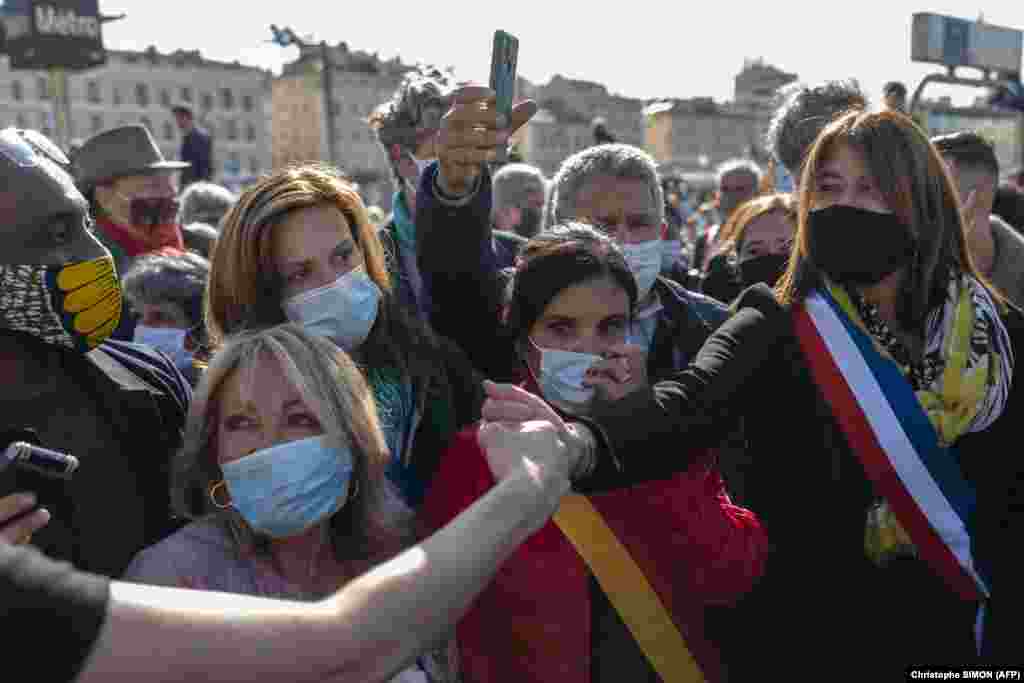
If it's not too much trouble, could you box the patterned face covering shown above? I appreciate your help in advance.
[0,255,122,351]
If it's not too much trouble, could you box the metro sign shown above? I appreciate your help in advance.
[912,13,1022,76]
[1,0,106,70]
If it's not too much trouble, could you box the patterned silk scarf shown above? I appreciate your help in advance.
[828,276,1013,446]
[828,276,1014,566]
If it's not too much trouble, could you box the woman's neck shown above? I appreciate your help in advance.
[269,522,341,592]
[857,269,904,328]
[857,268,924,355]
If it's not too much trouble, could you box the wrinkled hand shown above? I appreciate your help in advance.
[583,343,648,402]
[437,84,537,195]
[0,493,50,545]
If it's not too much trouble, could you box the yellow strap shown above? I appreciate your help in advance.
[553,494,705,682]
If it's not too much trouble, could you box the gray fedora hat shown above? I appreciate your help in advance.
[74,124,189,190]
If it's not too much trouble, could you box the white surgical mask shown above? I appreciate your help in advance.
[134,325,192,371]
[283,266,381,351]
[531,338,602,415]
[622,239,663,301]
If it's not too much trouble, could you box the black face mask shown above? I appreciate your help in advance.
[738,253,789,288]
[516,206,543,239]
[806,205,916,285]
[129,196,179,228]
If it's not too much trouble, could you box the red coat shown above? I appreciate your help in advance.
[422,425,768,683]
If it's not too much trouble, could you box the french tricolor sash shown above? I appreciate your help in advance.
[793,290,991,607]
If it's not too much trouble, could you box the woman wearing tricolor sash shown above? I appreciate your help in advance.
[423,224,768,682]
[482,110,1024,676]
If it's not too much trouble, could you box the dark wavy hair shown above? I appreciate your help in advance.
[506,222,638,340]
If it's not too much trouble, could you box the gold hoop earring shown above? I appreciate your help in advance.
[209,480,232,509]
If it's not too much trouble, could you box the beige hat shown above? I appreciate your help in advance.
[74,124,189,190]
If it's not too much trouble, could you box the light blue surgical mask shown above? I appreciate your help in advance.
[531,338,602,416]
[622,239,663,301]
[283,266,381,351]
[134,325,193,373]
[221,435,353,539]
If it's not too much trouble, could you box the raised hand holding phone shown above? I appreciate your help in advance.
[435,31,536,196]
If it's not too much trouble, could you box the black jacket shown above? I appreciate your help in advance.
[0,333,191,577]
[179,127,213,187]
[581,284,1024,674]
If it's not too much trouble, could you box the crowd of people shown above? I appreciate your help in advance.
[2,62,1024,682]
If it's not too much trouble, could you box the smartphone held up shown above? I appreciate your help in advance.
[489,29,519,163]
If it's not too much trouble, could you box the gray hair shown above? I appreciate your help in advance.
[716,158,763,185]
[181,221,219,259]
[178,181,237,227]
[765,79,868,176]
[492,163,547,213]
[368,63,452,152]
[122,250,210,327]
[550,143,663,225]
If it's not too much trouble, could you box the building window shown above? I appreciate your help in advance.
[163,121,175,140]
[245,122,256,142]
[201,92,213,112]
[180,86,192,103]
[140,116,152,133]
[220,88,234,110]
[91,114,104,133]
[225,119,238,140]
[37,76,49,100]
[87,80,101,103]
[350,102,359,114]
[16,112,27,128]
[136,83,150,107]
[249,157,260,174]
[11,81,23,102]
[242,94,254,112]
[38,111,51,136]
[112,88,122,106]
[160,89,171,108]
[352,130,360,141]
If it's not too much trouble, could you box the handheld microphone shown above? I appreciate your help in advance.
[1,442,79,480]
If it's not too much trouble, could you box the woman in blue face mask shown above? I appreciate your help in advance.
[206,164,484,510]
[421,223,768,682]
[124,323,456,681]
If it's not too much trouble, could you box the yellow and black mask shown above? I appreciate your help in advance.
[1,127,122,351]
[0,256,122,351]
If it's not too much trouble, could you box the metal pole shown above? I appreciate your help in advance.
[320,41,337,166]
[48,68,72,149]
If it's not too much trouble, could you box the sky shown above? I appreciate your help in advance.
[97,1,1024,107]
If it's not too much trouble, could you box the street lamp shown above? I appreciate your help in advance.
[269,25,338,166]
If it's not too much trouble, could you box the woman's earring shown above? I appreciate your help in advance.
[209,480,232,509]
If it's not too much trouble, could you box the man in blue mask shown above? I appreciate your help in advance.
[0,127,191,578]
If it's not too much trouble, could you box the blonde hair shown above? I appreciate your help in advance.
[206,163,391,347]
[173,323,412,562]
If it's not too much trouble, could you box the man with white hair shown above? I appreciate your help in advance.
[693,158,763,274]
[177,181,236,228]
